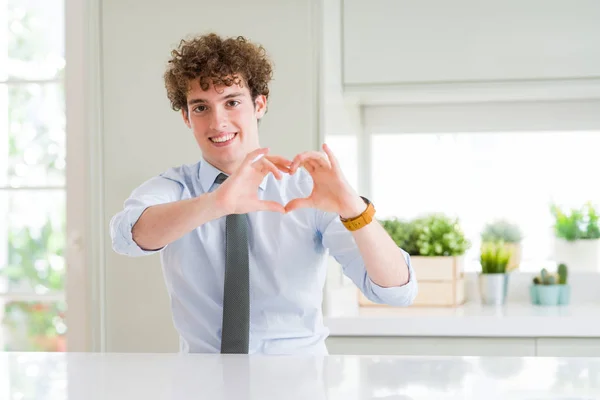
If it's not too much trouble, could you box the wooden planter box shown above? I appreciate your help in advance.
[358,255,466,307]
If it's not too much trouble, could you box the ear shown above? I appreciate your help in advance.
[181,108,191,128]
[254,95,267,119]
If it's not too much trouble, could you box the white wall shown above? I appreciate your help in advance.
[342,0,600,85]
[341,0,600,105]
[101,0,323,352]
[322,0,361,139]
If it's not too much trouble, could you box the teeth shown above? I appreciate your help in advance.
[211,133,235,143]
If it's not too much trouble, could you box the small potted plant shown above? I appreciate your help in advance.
[480,219,523,271]
[367,213,470,307]
[478,241,512,305]
[530,263,570,306]
[551,202,600,272]
[412,213,471,259]
[380,213,471,277]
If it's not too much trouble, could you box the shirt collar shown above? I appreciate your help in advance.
[198,157,268,192]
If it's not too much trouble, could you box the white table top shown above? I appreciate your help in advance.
[325,301,600,337]
[2,352,600,399]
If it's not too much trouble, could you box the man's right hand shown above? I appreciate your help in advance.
[213,148,291,215]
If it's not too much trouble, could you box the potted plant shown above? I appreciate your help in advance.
[551,202,600,272]
[380,213,471,276]
[371,213,470,307]
[480,219,523,271]
[410,213,471,278]
[478,241,512,305]
[530,263,570,306]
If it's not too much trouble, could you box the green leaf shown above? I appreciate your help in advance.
[551,202,600,241]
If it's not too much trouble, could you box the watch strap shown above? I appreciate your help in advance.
[340,196,375,231]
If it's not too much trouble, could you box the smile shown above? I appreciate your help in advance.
[209,133,237,145]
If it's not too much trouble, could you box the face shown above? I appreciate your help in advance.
[182,78,267,174]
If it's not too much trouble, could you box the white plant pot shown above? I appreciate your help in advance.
[553,238,600,272]
[478,273,509,306]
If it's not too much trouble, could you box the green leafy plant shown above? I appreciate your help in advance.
[551,202,600,241]
[380,213,470,256]
[480,241,512,274]
[1,218,66,351]
[481,219,523,243]
[1,221,65,292]
[413,213,471,256]
[379,218,420,255]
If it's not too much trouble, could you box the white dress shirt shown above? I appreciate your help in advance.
[109,157,417,355]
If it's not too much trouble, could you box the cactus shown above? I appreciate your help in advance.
[533,267,560,285]
[540,268,549,283]
[557,263,568,284]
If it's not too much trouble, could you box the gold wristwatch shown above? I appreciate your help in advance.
[340,196,375,231]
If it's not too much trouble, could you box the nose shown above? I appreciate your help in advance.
[209,106,228,131]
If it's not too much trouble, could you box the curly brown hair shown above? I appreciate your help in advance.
[164,33,273,112]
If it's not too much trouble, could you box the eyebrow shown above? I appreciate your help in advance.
[187,92,244,106]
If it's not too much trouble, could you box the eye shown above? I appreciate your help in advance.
[227,100,240,107]
[193,105,207,113]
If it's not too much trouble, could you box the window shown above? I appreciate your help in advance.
[370,131,600,272]
[0,0,66,352]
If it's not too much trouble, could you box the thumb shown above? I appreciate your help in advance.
[285,197,313,213]
[256,200,286,213]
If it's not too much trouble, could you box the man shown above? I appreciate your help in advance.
[110,33,417,355]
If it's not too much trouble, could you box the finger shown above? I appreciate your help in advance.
[311,154,330,169]
[322,143,340,170]
[242,147,270,168]
[265,155,293,169]
[289,154,304,175]
[272,163,292,174]
[256,200,286,213]
[304,159,320,173]
[290,151,327,174]
[285,197,313,213]
[265,158,292,174]
[257,157,283,180]
[289,152,314,174]
[302,161,315,173]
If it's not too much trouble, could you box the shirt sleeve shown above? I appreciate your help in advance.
[109,175,184,257]
[319,211,418,306]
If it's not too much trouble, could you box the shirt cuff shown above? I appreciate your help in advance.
[111,205,164,256]
[366,250,418,306]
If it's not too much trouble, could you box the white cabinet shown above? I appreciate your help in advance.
[342,0,600,86]
[327,337,600,357]
[326,336,536,356]
[536,339,600,357]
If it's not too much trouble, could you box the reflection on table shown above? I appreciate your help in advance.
[2,352,600,399]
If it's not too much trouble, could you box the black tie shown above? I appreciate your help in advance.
[214,173,250,353]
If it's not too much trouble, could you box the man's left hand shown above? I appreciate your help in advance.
[285,143,366,218]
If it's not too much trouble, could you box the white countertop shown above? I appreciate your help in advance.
[324,302,600,337]
[2,352,600,399]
